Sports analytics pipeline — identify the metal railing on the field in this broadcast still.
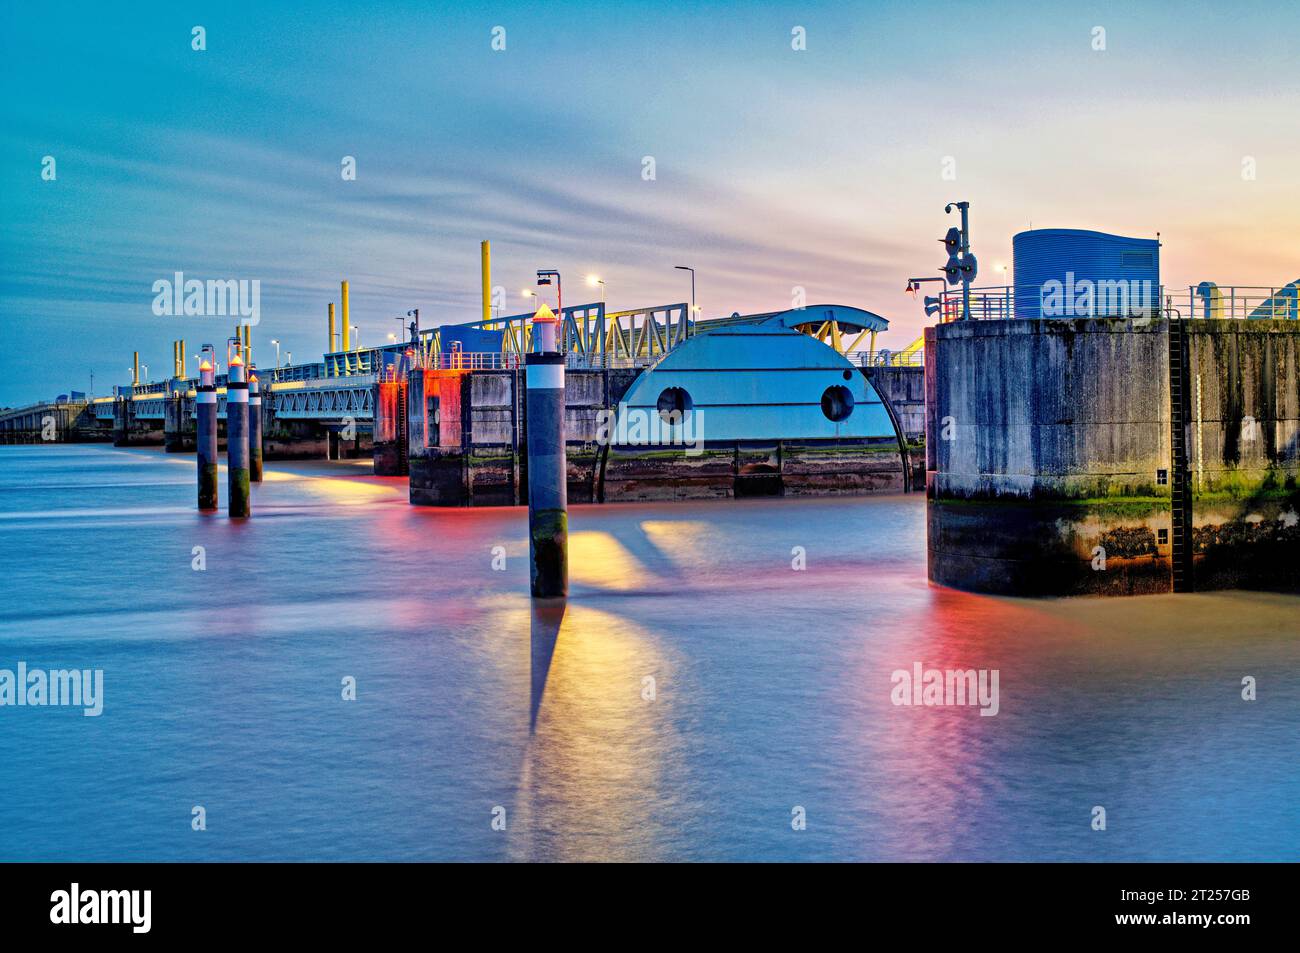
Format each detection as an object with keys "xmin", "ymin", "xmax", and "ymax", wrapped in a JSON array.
[
  {"xmin": 1177, "ymin": 284, "xmax": 1299, "ymax": 321},
  {"xmin": 424, "ymin": 351, "xmax": 521, "ymax": 371},
  {"xmin": 846, "ymin": 349, "xmax": 925, "ymax": 367},
  {"xmin": 932, "ymin": 282, "xmax": 1299, "ymax": 322}
]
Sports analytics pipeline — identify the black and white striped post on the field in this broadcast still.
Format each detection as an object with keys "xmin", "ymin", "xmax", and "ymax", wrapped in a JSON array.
[
  {"xmin": 226, "ymin": 349, "xmax": 251, "ymax": 518},
  {"xmin": 196, "ymin": 352, "xmax": 218, "ymax": 511},
  {"xmin": 248, "ymin": 369, "xmax": 264, "ymax": 483},
  {"xmin": 525, "ymin": 306, "xmax": 567, "ymax": 598}
]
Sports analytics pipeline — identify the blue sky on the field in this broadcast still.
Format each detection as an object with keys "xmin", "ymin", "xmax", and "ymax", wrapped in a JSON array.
[{"xmin": 1, "ymin": 0, "xmax": 1297, "ymax": 403}]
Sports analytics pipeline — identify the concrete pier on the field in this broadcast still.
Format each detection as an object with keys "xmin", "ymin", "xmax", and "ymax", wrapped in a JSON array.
[
  {"xmin": 196, "ymin": 359, "xmax": 218, "ymax": 511},
  {"xmin": 373, "ymin": 376, "xmax": 409, "ymax": 475},
  {"xmin": 525, "ymin": 351, "xmax": 568, "ymax": 598},
  {"xmin": 163, "ymin": 384, "xmax": 196, "ymax": 453},
  {"xmin": 112, "ymin": 391, "xmax": 162, "ymax": 447},
  {"xmin": 926, "ymin": 317, "xmax": 1300, "ymax": 596},
  {"xmin": 0, "ymin": 400, "xmax": 98, "ymax": 443},
  {"xmin": 226, "ymin": 353, "xmax": 251, "ymax": 517}
]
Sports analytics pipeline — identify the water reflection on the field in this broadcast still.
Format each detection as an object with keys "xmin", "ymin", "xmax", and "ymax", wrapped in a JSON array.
[
  {"xmin": 1, "ymin": 446, "xmax": 1296, "ymax": 862},
  {"xmin": 512, "ymin": 602, "xmax": 680, "ymax": 861}
]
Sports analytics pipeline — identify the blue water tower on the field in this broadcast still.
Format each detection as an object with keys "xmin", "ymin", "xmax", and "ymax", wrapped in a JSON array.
[{"xmin": 1013, "ymin": 229, "xmax": 1160, "ymax": 319}]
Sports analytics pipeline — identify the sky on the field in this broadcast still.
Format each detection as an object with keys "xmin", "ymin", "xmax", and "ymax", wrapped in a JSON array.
[{"xmin": 1, "ymin": 0, "xmax": 1297, "ymax": 404}]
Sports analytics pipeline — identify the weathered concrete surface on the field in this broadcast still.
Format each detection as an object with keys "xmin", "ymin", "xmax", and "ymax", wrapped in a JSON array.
[
  {"xmin": 112, "ymin": 396, "xmax": 164, "ymax": 447},
  {"xmin": 263, "ymin": 418, "xmax": 329, "ymax": 460},
  {"xmin": 163, "ymin": 396, "xmax": 196, "ymax": 452},
  {"xmin": 372, "ymin": 380, "xmax": 407, "ymax": 475},
  {"xmin": 927, "ymin": 318, "xmax": 1300, "ymax": 596},
  {"xmin": 1187, "ymin": 321, "xmax": 1300, "ymax": 591},
  {"xmin": 864, "ymin": 366, "xmax": 925, "ymax": 439},
  {"xmin": 406, "ymin": 363, "xmax": 913, "ymax": 506},
  {"xmin": 0, "ymin": 401, "xmax": 102, "ymax": 443},
  {"xmin": 408, "ymin": 367, "xmax": 641, "ymax": 506}
]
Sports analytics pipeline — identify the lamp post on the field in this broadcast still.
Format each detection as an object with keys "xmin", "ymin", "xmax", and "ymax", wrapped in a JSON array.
[
  {"xmin": 674, "ymin": 265, "xmax": 695, "ymax": 316},
  {"xmin": 586, "ymin": 274, "xmax": 606, "ymax": 306},
  {"xmin": 351, "ymin": 326, "xmax": 360, "ymax": 350},
  {"xmin": 271, "ymin": 339, "xmax": 281, "ymax": 369}
]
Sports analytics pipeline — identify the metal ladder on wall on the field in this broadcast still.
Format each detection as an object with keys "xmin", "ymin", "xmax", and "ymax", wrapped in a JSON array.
[
  {"xmin": 1168, "ymin": 317, "xmax": 1194, "ymax": 592},
  {"xmin": 396, "ymin": 380, "xmax": 409, "ymax": 475}
]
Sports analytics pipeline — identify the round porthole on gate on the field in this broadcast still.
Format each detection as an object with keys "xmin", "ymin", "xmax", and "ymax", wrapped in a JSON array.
[
  {"xmin": 821, "ymin": 384, "xmax": 854, "ymax": 422},
  {"xmin": 656, "ymin": 386, "xmax": 693, "ymax": 424}
]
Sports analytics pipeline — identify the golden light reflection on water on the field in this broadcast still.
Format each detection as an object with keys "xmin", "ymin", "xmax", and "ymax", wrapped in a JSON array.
[
  {"xmin": 507, "ymin": 601, "xmax": 680, "ymax": 862},
  {"xmin": 568, "ymin": 530, "xmax": 652, "ymax": 591},
  {"xmin": 261, "ymin": 469, "xmax": 399, "ymax": 505}
]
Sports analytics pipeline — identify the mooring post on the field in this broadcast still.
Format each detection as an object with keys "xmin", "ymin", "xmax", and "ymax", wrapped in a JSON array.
[
  {"xmin": 196, "ymin": 353, "xmax": 218, "ymax": 511},
  {"xmin": 226, "ymin": 350, "xmax": 251, "ymax": 518},
  {"xmin": 248, "ymin": 369, "xmax": 263, "ymax": 483},
  {"xmin": 525, "ymin": 306, "xmax": 567, "ymax": 598}
]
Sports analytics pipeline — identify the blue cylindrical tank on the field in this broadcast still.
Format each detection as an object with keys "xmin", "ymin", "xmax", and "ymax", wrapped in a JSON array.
[{"xmin": 1013, "ymin": 229, "xmax": 1160, "ymax": 319}]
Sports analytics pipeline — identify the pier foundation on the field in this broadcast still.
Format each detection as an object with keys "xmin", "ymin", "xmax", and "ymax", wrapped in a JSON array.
[{"xmin": 926, "ymin": 318, "xmax": 1300, "ymax": 596}]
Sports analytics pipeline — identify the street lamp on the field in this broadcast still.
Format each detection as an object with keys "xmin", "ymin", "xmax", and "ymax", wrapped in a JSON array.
[
  {"xmin": 674, "ymin": 265, "xmax": 696, "ymax": 325},
  {"xmin": 586, "ymin": 274, "xmax": 606, "ymax": 306},
  {"xmin": 351, "ymin": 326, "xmax": 360, "ymax": 350},
  {"xmin": 522, "ymin": 289, "xmax": 539, "ymax": 310},
  {"xmin": 271, "ymin": 339, "xmax": 281, "ymax": 369},
  {"xmin": 537, "ymin": 269, "xmax": 561, "ymax": 317}
]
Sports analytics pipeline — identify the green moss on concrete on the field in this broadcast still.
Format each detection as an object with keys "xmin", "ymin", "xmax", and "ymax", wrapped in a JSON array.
[
  {"xmin": 198, "ymin": 464, "xmax": 219, "ymax": 510},
  {"xmin": 228, "ymin": 469, "xmax": 251, "ymax": 517},
  {"xmin": 1198, "ymin": 468, "xmax": 1300, "ymax": 503},
  {"xmin": 936, "ymin": 495, "xmax": 1168, "ymax": 518},
  {"xmin": 530, "ymin": 508, "xmax": 568, "ymax": 597}
]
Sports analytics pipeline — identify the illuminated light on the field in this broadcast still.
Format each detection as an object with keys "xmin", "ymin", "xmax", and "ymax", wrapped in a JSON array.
[
  {"xmin": 199, "ymin": 360, "xmax": 213, "ymax": 371},
  {"xmin": 229, "ymin": 352, "xmax": 244, "ymax": 367},
  {"xmin": 568, "ymin": 531, "xmax": 649, "ymax": 591},
  {"xmin": 587, "ymin": 275, "xmax": 601, "ymax": 287},
  {"xmin": 249, "ymin": 372, "xmax": 259, "ymax": 383}
]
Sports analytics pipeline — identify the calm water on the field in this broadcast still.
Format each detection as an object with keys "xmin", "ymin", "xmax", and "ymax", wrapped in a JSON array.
[{"xmin": 0, "ymin": 444, "xmax": 1296, "ymax": 862}]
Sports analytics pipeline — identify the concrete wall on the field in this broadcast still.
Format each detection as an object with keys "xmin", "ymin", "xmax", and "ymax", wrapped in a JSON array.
[
  {"xmin": 864, "ymin": 366, "xmax": 925, "ymax": 439},
  {"xmin": 926, "ymin": 317, "xmax": 1299, "ymax": 596},
  {"xmin": 263, "ymin": 417, "xmax": 328, "ymax": 459},
  {"xmin": 407, "ymin": 367, "xmax": 642, "ymax": 506},
  {"xmin": 406, "ymin": 363, "xmax": 912, "ymax": 506},
  {"xmin": 113, "ymin": 397, "xmax": 164, "ymax": 447},
  {"xmin": 1188, "ymin": 321, "xmax": 1300, "ymax": 591},
  {"xmin": 164, "ymin": 396, "xmax": 196, "ymax": 452},
  {"xmin": 0, "ymin": 402, "xmax": 101, "ymax": 443}
]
